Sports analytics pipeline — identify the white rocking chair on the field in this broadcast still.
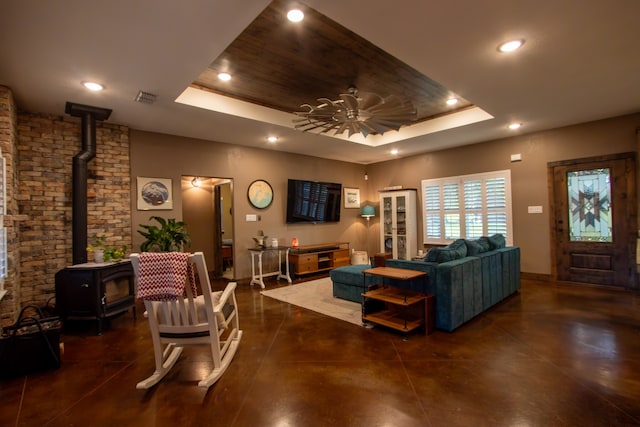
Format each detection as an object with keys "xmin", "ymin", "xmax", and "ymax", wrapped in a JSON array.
[{"xmin": 130, "ymin": 251, "xmax": 242, "ymax": 389}]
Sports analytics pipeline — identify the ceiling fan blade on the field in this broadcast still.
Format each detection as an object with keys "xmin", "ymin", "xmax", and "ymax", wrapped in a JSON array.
[
  {"xmin": 347, "ymin": 122, "xmax": 365, "ymax": 138},
  {"xmin": 357, "ymin": 92, "xmax": 384, "ymax": 111},
  {"xmin": 365, "ymin": 118, "xmax": 405, "ymax": 132},
  {"xmin": 339, "ymin": 94, "xmax": 359, "ymax": 113},
  {"xmin": 334, "ymin": 122, "xmax": 350, "ymax": 135},
  {"xmin": 296, "ymin": 121, "xmax": 334, "ymax": 132},
  {"xmin": 316, "ymin": 98, "xmax": 340, "ymax": 110},
  {"xmin": 321, "ymin": 122, "xmax": 342, "ymax": 134},
  {"xmin": 358, "ymin": 121, "xmax": 382, "ymax": 136}
]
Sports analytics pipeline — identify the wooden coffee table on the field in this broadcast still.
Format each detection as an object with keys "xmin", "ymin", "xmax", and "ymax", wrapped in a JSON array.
[{"xmin": 361, "ymin": 267, "xmax": 434, "ymax": 337}]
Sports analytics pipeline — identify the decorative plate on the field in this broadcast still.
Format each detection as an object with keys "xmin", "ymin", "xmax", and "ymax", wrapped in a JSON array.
[{"xmin": 247, "ymin": 179, "xmax": 273, "ymax": 209}]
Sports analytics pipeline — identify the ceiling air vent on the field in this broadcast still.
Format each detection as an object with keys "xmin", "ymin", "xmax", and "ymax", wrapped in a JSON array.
[{"xmin": 134, "ymin": 90, "xmax": 157, "ymax": 104}]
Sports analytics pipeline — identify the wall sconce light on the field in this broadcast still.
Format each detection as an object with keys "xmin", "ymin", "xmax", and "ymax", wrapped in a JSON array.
[{"xmin": 191, "ymin": 177, "xmax": 202, "ymax": 187}]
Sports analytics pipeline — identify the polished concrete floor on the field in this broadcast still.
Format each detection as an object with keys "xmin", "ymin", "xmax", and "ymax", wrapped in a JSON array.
[{"xmin": 1, "ymin": 277, "xmax": 640, "ymax": 426}]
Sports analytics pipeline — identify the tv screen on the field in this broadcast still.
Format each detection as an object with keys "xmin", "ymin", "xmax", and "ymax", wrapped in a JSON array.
[{"xmin": 286, "ymin": 179, "xmax": 342, "ymax": 223}]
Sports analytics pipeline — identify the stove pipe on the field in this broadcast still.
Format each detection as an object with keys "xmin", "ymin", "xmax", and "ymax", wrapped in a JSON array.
[{"xmin": 65, "ymin": 102, "xmax": 112, "ymax": 264}]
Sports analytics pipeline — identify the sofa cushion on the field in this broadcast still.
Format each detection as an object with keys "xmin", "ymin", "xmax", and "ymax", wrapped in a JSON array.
[
  {"xmin": 464, "ymin": 239, "xmax": 485, "ymax": 256},
  {"xmin": 477, "ymin": 237, "xmax": 491, "ymax": 252},
  {"xmin": 448, "ymin": 239, "xmax": 468, "ymax": 258},
  {"xmin": 425, "ymin": 239, "xmax": 467, "ymax": 263},
  {"xmin": 488, "ymin": 233, "xmax": 506, "ymax": 249},
  {"xmin": 424, "ymin": 247, "xmax": 443, "ymax": 262},
  {"xmin": 329, "ymin": 264, "xmax": 372, "ymax": 286},
  {"xmin": 425, "ymin": 247, "xmax": 456, "ymax": 263}
]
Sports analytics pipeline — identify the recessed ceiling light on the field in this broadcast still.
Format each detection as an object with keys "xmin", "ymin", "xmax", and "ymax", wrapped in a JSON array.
[
  {"xmin": 217, "ymin": 72, "xmax": 232, "ymax": 81},
  {"xmin": 498, "ymin": 39, "xmax": 525, "ymax": 53},
  {"xmin": 287, "ymin": 9, "xmax": 304, "ymax": 22},
  {"xmin": 508, "ymin": 122, "xmax": 522, "ymax": 130},
  {"xmin": 446, "ymin": 98, "xmax": 458, "ymax": 106},
  {"xmin": 82, "ymin": 81, "xmax": 104, "ymax": 91},
  {"xmin": 267, "ymin": 136, "xmax": 278, "ymax": 143},
  {"xmin": 390, "ymin": 148, "xmax": 399, "ymax": 155}
]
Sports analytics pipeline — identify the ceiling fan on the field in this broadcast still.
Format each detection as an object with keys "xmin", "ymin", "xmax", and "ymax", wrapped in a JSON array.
[{"xmin": 293, "ymin": 87, "xmax": 417, "ymax": 138}]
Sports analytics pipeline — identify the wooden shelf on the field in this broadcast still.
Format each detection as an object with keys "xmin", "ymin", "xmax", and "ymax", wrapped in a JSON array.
[
  {"xmin": 363, "ymin": 310, "xmax": 424, "ymax": 332},
  {"xmin": 362, "ymin": 286, "xmax": 425, "ymax": 305},
  {"xmin": 361, "ymin": 266, "xmax": 433, "ymax": 337},
  {"xmin": 289, "ymin": 242, "xmax": 350, "ymax": 276}
]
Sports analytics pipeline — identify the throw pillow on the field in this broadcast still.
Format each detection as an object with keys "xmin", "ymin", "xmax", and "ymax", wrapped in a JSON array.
[
  {"xmin": 488, "ymin": 233, "xmax": 506, "ymax": 249},
  {"xmin": 465, "ymin": 239, "xmax": 484, "ymax": 255},
  {"xmin": 448, "ymin": 239, "xmax": 468, "ymax": 259},
  {"xmin": 424, "ymin": 247, "xmax": 443, "ymax": 262},
  {"xmin": 425, "ymin": 240, "xmax": 469, "ymax": 263},
  {"xmin": 435, "ymin": 248, "xmax": 458, "ymax": 263},
  {"xmin": 477, "ymin": 237, "xmax": 491, "ymax": 252}
]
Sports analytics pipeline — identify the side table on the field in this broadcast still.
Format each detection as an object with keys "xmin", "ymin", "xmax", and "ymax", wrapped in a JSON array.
[
  {"xmin": 361, "ymin": 266, "xmax": 434, "ymax": 337},
  {"xmin": 249, "ymin": 246, "xmax": 292, "ymax": 288}
]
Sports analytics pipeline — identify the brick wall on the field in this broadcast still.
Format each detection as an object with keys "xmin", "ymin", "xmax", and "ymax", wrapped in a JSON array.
[
  {"xmin": 0, "ymin": 85, "xmax": 132, "ymax": 324},
  {"xmin": 0, "ymin": 86, "xmax": 20, "ymax": 324}
]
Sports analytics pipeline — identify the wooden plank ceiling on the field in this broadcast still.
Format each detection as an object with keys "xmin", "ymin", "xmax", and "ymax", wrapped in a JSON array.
[{"xmin": 192, "ymin": 0, "xmax": 472, "ymax": 124}]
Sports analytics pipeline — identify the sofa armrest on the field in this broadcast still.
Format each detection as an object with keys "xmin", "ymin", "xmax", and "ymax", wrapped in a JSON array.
[
  {"xmin": 385, "ymin": 259, "xmax": 436, "ymax": 274},
  {"xmin": 432, "ymin": 257, "xmax": 482, "ymax": 332}
]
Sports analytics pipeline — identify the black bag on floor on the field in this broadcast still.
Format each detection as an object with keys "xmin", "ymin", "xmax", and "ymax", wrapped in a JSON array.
[{"xmin": 0, "ymin": 305, "xmax": 61, "ymax": 379}]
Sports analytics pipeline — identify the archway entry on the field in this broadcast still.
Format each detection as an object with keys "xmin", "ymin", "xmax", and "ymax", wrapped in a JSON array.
[{"xmin": 182, "ymin": 176, "xmax": 234, "ymax": 279}]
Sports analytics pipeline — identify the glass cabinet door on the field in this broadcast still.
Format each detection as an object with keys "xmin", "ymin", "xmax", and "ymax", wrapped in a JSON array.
[
  {"xmin": 383, "ymin": 196, "xmax": 393, "ymax": 255},
  {"xmin": 396, "ymin": 196, "xmax": 407, "ymax": 258},
  {"xmin": 379, "ymin": 190, "xmax": 417, "ymax": 260}
]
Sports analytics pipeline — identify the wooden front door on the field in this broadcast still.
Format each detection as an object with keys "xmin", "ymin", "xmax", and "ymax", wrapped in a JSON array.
[{"xmin": 549, "ymin": 152, "xmax": 637, "ymax": 288}]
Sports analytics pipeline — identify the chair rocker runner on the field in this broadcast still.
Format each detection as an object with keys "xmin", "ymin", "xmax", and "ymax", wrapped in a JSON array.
[{"xmin": 130, "ymin": 251, "xmax": 242, "ymax": 389}]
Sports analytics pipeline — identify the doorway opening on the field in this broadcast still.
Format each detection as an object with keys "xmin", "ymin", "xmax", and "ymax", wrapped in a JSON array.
[{"xmin": 181, "ymin": 176, "xmax": 234, "ymax": 280}]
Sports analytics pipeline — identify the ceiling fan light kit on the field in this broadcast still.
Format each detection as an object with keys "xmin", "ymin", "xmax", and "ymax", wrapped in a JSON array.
[{"xmin": 293, "ymin": 87, "xmax": 417, "ymax": 138}]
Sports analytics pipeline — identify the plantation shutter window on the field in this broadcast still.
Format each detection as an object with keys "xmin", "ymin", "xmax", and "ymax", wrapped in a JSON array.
[{"xmin": 421, "ymin": 170, "xmax": 513, "ymax": 245}]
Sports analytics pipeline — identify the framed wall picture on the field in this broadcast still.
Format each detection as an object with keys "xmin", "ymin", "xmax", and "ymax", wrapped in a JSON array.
[
  {"xmin": 344, "ymin": 187, "xmax": 360, "ymax": 209},
  {"xmin": 137, "ymin": 177, "xmax": 174, "ymax": 210},
  {"xmin": 247, "ymin": 179, "xmax": 273, "ymax": 209}
]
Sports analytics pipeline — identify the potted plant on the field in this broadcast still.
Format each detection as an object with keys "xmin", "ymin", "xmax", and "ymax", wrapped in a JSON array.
[
  {"xmin": 138, "ymin": 216, "xmax": 191, "ymax": 252},
  {"xmin": 87, "ymin": 234, "xmax": 106, "ymax": 263},
  {"xmin": 103, "ymin": 245, "xmax": 128, "ymax": 262}
]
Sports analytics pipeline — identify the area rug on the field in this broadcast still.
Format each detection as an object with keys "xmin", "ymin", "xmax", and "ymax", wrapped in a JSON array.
[{"xmin": 261, "ymin": 277, "xmax": 362, "ymax": 326}]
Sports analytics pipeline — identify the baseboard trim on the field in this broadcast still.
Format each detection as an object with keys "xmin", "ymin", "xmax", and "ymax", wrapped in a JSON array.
[{"xmin": 520, "ymin": 272, "xmax": 551, "ymax": 281}]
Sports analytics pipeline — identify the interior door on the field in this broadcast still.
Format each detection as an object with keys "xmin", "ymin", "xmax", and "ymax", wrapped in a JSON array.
[{"xmin": 549, "ymin": 152, "xmax": 637, "ymax": 288}]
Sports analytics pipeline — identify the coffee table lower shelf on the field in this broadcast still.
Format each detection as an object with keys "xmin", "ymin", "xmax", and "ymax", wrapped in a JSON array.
[
  {"xmin": 362, "ymin": 310, "xmax": 424, "ymax": 332},
  {"xmin": 362, "ymin": 286, "xmax": 434, "ymax": 335}
]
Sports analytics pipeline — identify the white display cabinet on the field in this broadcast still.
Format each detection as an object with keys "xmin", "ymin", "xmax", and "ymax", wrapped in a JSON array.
[{"xmin": 379, "ymin": 189, "xmax": 417, "ymax": 260}]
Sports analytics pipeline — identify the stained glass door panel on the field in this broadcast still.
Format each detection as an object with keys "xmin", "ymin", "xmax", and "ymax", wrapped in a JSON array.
[{"xmin": 567, "ymin": 168, "xmax": 612, "ymax": 242}]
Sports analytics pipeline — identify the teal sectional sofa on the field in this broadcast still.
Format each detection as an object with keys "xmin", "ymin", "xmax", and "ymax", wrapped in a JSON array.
[{"xmin": 329, "ymin": 235, "xmax": 520, "ymax": 332}]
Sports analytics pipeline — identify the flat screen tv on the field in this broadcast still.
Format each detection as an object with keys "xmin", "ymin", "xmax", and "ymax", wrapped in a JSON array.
[{"xmin": 286, "ymin": 179, "xmax": 342, "ymax": 224}]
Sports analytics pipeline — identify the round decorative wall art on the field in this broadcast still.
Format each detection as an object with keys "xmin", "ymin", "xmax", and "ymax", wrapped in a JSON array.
[
  {"xmin": 247, "ymin": 179, "xmax": 273, "ymax": 209},
  {"xmin": 136, "ymin": 176, "xmax": 174, "ymax": 210},
  {"xmin": 142, "ymin": 181, "xmax": 169, "ymax": 206}
]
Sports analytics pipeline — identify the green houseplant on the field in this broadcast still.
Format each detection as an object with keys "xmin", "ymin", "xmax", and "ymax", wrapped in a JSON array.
[
  {"xmin": 103, "ymin": 245, "xmax": 127, "ymax": 261},
  {"xmin": 138, "ymin": 216, "xmax": 191, "ymax": 252},
  {"xmin": 87, "ymin": 235, "xmax": 128, "ymax": 262},
  {"xmin": 87, "ymin": 234, "xmax": 106, "ymax": 262}
]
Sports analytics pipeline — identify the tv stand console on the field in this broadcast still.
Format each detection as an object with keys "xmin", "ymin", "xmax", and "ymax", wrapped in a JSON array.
[{"xmin": 289, "ymin": 242, "xmax": 350, "ymax": 276}]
